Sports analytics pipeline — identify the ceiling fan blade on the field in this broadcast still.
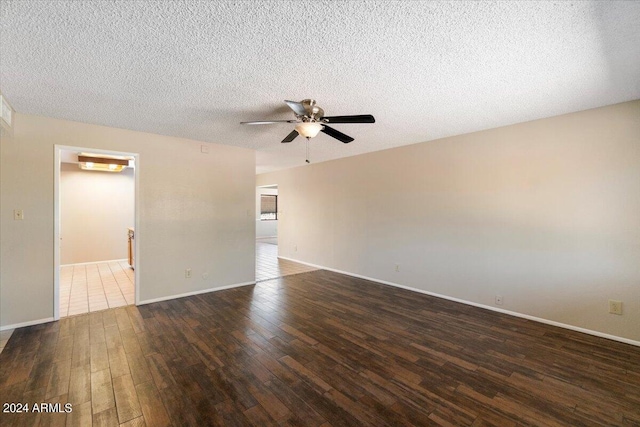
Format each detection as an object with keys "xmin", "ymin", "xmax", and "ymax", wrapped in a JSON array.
[
  {"xmin": 284, "ymin": 100, "xmax": 307, "ymax": 116},
  {"xmin": 281, "ymin": 130, "xmax": 299, "ymax": 143},
  {"xmin": 322, "ymin": 114, "xmax": 375, "ymax": 124},
  {"xmin": 321, "ymin": 125, "xmax": 354, "ymax": 143},
  {"xmin": 241, "ymin": 120, "xmax": 297, "ymax": 125}
]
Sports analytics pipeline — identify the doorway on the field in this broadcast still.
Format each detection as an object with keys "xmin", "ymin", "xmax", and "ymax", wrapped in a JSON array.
[
  {"xmin": 54, "ymin": 145, "xmax": 140, "ymax": 319},
  {"xmin": 257, "ymin": 184, "xmax": 278, "ymax": 244}
]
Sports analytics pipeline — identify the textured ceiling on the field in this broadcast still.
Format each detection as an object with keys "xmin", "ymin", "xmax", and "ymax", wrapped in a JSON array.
[{"xmin": 1, "ymin": 1, "xmax": 639, "ymax": 173}]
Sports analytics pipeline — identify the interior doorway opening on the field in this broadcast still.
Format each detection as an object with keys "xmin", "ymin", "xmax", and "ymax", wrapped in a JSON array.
[
  {"xmin": 54, "ymin": 146, "xmax": 140, "ymax": 319},
  {"xmin": 256, "ymin": 184, "xmax": 279, "ymax": 245},
  {"xmin": 255, "ymin": 185, "xmax": 318, "ymax": 282}
]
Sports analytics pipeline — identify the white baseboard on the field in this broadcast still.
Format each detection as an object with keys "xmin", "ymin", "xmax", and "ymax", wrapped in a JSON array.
[
  {"xmin": 138, "ymin": 280, "xmax": 256, "ymax": 305},
  {"xmin": 1, "ymin": 317, "xmax": 55, "ymax": 331},
  {"xmin": 61, "ymin": 259, "xmax": 128, "ymax": 267},
  {"xmin": 278, "ymin": 256, "xmax": 640, "ymax": 347}
]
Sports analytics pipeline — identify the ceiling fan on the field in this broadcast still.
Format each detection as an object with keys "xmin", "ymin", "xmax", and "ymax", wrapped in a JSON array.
[{"xmin": 241, "ymin": 99, "xmax": 375, "ymax": 144}]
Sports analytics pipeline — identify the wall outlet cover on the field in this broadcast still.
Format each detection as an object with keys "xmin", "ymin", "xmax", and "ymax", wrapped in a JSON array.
[{"xmin": 609, "ymin": 300, "xmax": 623, "ymax": 315}]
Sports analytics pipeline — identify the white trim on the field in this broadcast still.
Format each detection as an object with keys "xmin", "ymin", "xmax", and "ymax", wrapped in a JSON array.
[
  {"xmin": 61, "ymin": 259, "xmax": 128, "ymax": 267},
  {"xmin": 134, "ymin": 155, "xmax": 140, "ymax": 307},
  {"xmin": 54, "ymin": 148, "xmax": 61, "ymax": 320},
  {"xmin": 137, "ymin": 281, "xmax": 256, "ymax": 305},
  {"xmin": 278, "ymin": 256, "xmax": 640, "ymax": 347},
  {"xmin": 1, "ymin": 317, "xmax": 55, "ymax": 331}
]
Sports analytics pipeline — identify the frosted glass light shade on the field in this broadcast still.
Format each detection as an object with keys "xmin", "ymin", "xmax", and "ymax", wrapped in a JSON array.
[{"xmin": 295, "ymin": 122, "xmax": 323, "ymax": 138}]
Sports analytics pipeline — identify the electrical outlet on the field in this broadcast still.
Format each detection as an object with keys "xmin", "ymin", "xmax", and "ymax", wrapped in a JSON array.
[
  {"xmin": 202, "ymin": 272, "xmax": 209, "ymax": 280},
  {"xmin": 609, "ymin": 300, "xmax": 622, "ymax": 315},
  {"xmin": 395, "ymin": 264, "xmax": 400, "ymax": 272},
  {"xmin": 495, "ymin": 295, "xmax": 503, "ymax": 306},
  {"xmin": 294, "ymin": 245, "xmax": 298, "ymax": 252},
  {"xmin": 185, "ymin": 268, "xmax": 192, "ymax": 279},
  {"xmin": 14, "ymin": 209, "xmax": 24, "ymax": 220}
]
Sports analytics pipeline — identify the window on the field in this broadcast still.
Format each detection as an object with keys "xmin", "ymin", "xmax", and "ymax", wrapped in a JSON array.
[{"xmin": 260, "ymin": 195, "xmax": 277, "ymax": 220}]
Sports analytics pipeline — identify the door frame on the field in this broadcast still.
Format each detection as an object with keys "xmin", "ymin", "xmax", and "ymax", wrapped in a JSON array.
[{"xmin": 53, "ymin": 145, "xmax": 141, "ymax": 320}]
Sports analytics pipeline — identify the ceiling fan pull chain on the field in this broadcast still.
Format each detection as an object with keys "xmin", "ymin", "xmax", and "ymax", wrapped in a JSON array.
[{"xmin": 306, "ymin": 137, "xmax": 310, "ymax": 163}]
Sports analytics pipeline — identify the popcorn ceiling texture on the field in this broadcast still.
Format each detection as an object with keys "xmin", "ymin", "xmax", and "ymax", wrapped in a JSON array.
[{"xmin": 1, "ymin": 1, "xmax": 639, "ymax": 173}]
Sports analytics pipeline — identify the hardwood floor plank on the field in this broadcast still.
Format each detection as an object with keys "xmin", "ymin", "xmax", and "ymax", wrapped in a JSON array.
[
  {"xmin": 92, "ymin": 407, "xmax": 119, "ymax": 427},
  {"xmin": 65, "ymin": 400, "xmax": 92, "ymax": 427},
  {"xmin": 38, "ymin": 393, "xmax": 69, "ymax": 427},
  {"xmin": 125, "ymin": 306, "xmax": 146, "ymax": 334},
  {"xmin": 265, "ymin": 377, "xmax": 328, "ymax": 427},
  {"xmin": 112, "ymin": 374, "xmax": 142, "ymax": 424},
  {"xmin": 115, "ymin": 308, "xmax": 133, "ymax": 332},
  {"xmin": 213, "ymin": 399, "xmax": 253, "ymax": 427},
  {"xmin": 145, "ymin": 352, "xmax": 176, "ymax": 390},
  {"xmin": 68, "ymin": 364, "xmax": 91, "ymax": 404},
  {"xmin": 124, "ymin": 350, "xmax": 152, "ymax": 386},
  {"xmin": 45, "ymin": 358, "xmax": 72, "ymax": 400},
  {"xmin": 244, "ymin": 404, "xmax": 277, "ymax": 426},
  {"xmin": 91, "ymin": 369, "xmax": 115, "ymax": 415},
  {"xmin": 90, "ymin": 341, "xmax": 109, "ymax": 373},
  {"xmin": 119, "ymin": 416, "xmax": 146, "ymax": 427},
  {"xmin": 135, "ymin": 381, "xmax": 171, "ymax": 427},
  {"xmin": 108, "ymin": 345, "xmax": 131, "ymax": 379},
  {"xmin": 52, "ymin": 335, "xmax": 73, "ymax": 362},
  {"xmin": 246, "ymin": 380, "xmax": 291, "ymax": 422},
  {"xmin": 70, "ymin": 331, "xmax": 91, "ymax": 369},
  {"xmin": 1, "ymin": 269, "xmax": 639, "ymax": 426}
]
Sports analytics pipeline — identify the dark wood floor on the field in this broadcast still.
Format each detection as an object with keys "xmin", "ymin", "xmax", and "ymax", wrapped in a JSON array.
[{"xmin": 1, "ymin": 270, "xmax": 639, "ymax": 426}]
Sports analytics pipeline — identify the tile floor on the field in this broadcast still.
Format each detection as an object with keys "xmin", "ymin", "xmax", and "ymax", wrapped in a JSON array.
[
  {"xmin": 60, "ymin": 260, "xmax": 135, "ymax": 317},
  {"xmin": 256, "ymin": 240, "xmax": 318, "ymax": 282}
]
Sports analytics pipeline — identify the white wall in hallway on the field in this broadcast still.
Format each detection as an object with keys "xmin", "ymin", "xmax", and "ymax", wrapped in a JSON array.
[{"xmin": 60, "ymin": 162, "xmax": 134, "ymax": 264}]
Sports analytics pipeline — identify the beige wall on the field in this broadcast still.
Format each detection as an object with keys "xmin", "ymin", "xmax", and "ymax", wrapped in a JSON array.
[
  {"xmin": 1, "ymin": 113, "xmax": 255, "ymax": 328},
  {"xmin": 258, "ymin": 100, "xmax": 640, "ymax": 342},
  {"xmin": 60, "ymin": 163, "xmax": 135, "ymax": 264}
]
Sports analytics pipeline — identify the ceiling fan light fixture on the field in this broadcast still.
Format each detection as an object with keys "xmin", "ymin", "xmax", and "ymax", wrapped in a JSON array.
[{"xmin": 295, "ymin": 122, "xmax": 323, "ymax": 138}]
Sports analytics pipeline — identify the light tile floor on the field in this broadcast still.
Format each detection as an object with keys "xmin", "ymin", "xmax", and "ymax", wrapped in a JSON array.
[
  {"xmin": 60, "ymin": 260, "xmax": 135, "ymax": 317},
  {"xmin": 256, "ymin": 240, "xmax": 318, "ymax": 282}
]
